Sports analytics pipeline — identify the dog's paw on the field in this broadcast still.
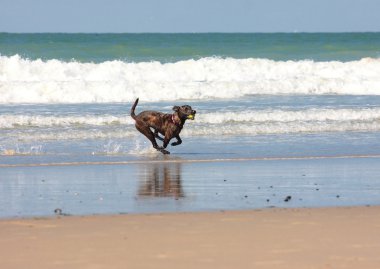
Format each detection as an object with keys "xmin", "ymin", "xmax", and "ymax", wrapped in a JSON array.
[
  {"xmin": 156, "ymin": 147, "xmax": 170, "ymax": 154},
  {"xmin": 161, "ymin": 149, "xmax": 170, "ymax": 155}
]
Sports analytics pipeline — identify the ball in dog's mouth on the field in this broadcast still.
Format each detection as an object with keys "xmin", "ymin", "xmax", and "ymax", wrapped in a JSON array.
[{"xmin": 187, "ymin": 114, "xmax": 195, "ymax": 120}]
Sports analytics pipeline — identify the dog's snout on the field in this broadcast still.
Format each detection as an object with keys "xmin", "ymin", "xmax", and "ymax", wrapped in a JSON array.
[{"xmin": 192, "ymin": 110, "xmax": 196, "ymax": 114}]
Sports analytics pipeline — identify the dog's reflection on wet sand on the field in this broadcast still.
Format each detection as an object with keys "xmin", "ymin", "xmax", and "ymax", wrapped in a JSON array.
[{"xmin": 138, "ymin": 161, "xmax": 184, "ymax": 199}]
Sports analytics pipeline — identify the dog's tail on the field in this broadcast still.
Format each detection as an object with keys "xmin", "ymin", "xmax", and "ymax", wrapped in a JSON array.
[{"xmin": 130, "ymin": 98, "xmax": 139, "ymax": 120}]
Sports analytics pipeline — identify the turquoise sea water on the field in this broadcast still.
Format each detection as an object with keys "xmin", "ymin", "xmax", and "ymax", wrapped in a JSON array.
[{"xmin": 1, "ymin": 32, "xmax": 380, "ymax": 62}]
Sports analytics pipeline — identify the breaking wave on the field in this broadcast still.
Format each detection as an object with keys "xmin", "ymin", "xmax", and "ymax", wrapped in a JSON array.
[
  {"xmin": 1, "ymin": 55, "xmax": 380, "ymax": 104},
  {"xmin": 1, "ymin": 108, "xmax": 380, "ymax": 139}
]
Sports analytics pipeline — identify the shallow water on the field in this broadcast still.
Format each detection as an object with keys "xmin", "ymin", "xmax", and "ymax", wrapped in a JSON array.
[
  {"xmin": 1, "ymin": 156, "xmax": 380, "ymax": 218},
  {"xmin": 1, "ymin": 95, "xmax": 380, "ymax": 158}
]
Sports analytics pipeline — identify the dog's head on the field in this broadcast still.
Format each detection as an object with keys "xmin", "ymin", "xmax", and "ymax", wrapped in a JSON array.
[{"xmin": 173, "ymin": 105, "xmax": 196, "ymax": 120}]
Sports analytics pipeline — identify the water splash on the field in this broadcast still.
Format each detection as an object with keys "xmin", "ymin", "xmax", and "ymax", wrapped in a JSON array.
[
  {"xmin": 0, "ymin": 144, "xmax": 43, "ymax": 155},
  {"xmin": 102, "ymin": 141, "xmax": 123, "ymax": 154},
  {"xmin": 127, "ymin": 138, "xmax": 159, "ymax": 156}
]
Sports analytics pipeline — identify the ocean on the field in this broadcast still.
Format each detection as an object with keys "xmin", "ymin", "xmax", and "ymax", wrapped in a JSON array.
[{"xmin": 1, "ymin": 33, "xmax": 380, "ymax": 217}]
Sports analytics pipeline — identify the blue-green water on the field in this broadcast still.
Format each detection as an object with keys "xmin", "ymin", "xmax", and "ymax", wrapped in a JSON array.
[{"xmin": 1, "ymin": 32, "xmax": 380, "ymax": 62}]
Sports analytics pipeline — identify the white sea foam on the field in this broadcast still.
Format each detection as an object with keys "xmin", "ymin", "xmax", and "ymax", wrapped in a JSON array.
[
  {"xmin": 1, "ymin": 108, "xmax": 380, "ymax": 141},
  {"xmin": 0, "ymin": 114, "xmax": 133, "ymax": 128},
  {"xmin": 198, "ymin": 108, "xmax": 380, "ymax": 124},
  {"xmin": 1, "ymin": 55, "xmax": 380, "ymax": 104},
  {"xmin": 186, "ymin": 108, "xmax": 380, "ymax": 136},
  {"xmin": 1, "ymin": 108, "xmax": 379, "ymax": 129},
  {"xmin": 5, "ymin": 119, "xmax": 380, "ymax": 142},
  {"xmin": 184, "ymin": 121, "xmax": 380, "ymax": 136}
]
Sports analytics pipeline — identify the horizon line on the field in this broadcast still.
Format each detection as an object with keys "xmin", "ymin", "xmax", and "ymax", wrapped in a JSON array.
[{"xmin": 1, "ymin": 31, "xmax": 380, "ymax": 35}]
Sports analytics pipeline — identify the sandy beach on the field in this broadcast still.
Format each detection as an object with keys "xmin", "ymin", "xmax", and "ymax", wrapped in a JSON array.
[{"xmin": 1, "ymin": 206, "xmax": 380, "ymax": 269}]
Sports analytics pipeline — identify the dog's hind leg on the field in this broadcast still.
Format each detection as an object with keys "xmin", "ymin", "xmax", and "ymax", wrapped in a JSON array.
[{"xmin": 135, "ymin": 122, "xmax": 170, "ymax": 154}]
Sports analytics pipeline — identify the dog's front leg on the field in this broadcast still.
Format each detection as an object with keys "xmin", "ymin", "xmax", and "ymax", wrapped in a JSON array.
[
  {"xmin": 163, "ymin": 136, "xmax": 171, "ymax": 149},
  {"xmin": 171, "ymin": 135, "xmax": 182, "ymax": 146},
  {"xmin": 154, "ymin": 130, "xmax": 164, "ymax": 141}
]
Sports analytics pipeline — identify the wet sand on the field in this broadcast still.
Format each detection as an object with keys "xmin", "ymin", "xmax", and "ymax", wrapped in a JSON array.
[
  {"xmin": 2, "ymin": 156, "xmax": 380, "ymax": 218},
  {"xmin": 1, "ymin": 206, "xmax": 380, "ymax": 269}
]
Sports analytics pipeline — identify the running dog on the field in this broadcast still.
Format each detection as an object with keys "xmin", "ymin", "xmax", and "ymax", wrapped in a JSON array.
[{"xmin": 130, "ymin": 98, "xmax": 196, "ymax": 154}]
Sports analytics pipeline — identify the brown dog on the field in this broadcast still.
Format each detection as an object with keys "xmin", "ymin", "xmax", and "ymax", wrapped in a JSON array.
[{"xmin": 130, "ymin": 98, "xmax": 196, "ymax": 154}]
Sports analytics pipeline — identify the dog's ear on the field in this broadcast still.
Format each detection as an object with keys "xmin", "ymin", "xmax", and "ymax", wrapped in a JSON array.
[{"xmin": 172, "ymin": 106, "xmax": 180, "ymax": 112}]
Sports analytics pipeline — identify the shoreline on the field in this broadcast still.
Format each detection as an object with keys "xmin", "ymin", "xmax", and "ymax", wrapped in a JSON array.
[
  {"xmin": 1, "ymin": 206, "xmax": 380, "ymax": 268},
  {"xmin": 1, "ymin": 153, "xmax": 380, "ymax": 167},
  {"xmin": 0, "ymin": 203, "xmax": 376, "ymax": 221},
  {"xmin": 0, "ymin": 202, "xmax": 378, "ymax": 220}
]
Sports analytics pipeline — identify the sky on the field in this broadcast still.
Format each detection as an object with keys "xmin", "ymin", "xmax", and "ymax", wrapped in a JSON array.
[{"xmin": 1, "ymin": 0, "xmax": 380, "ymax": 33}]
